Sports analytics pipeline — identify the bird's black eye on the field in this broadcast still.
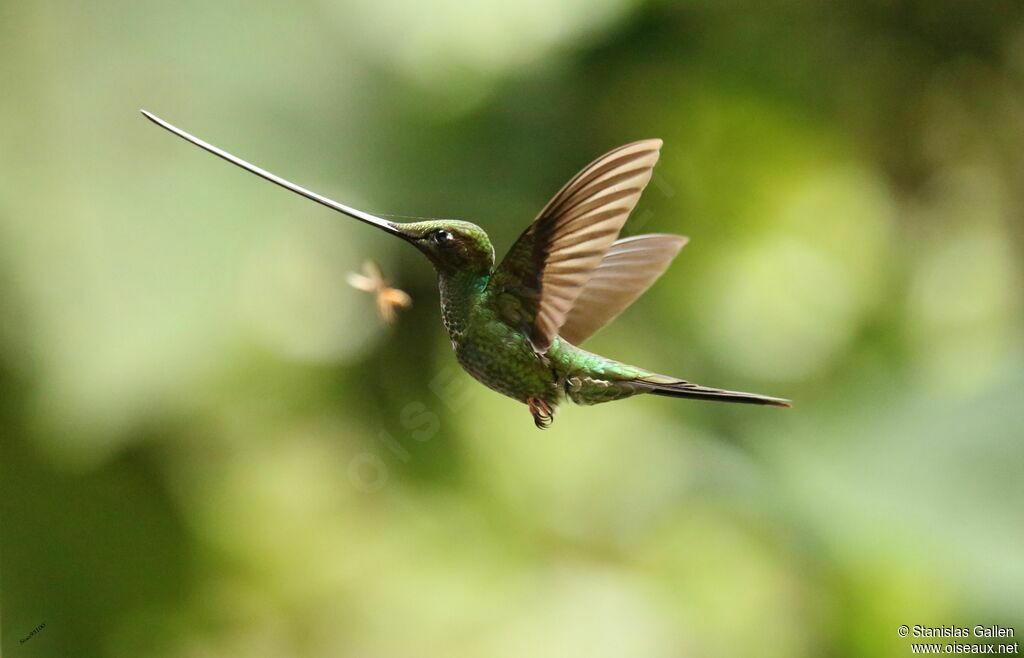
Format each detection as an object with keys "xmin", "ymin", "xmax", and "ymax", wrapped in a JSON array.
[{"xmin": 430, "ymin": 229, "xmax": 454, "ymax": 246}]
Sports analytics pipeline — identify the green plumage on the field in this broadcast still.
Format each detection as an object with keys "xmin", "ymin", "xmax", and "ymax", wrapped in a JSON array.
[{"xmin": 439, "ymin": 264, "xmax": 650, "ymax": 408}]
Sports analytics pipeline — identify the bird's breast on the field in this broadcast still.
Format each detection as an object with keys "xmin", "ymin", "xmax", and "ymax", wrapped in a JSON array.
[{"xmin": 447, "ymin": 314, "xmax": 560, "ymax": 404}]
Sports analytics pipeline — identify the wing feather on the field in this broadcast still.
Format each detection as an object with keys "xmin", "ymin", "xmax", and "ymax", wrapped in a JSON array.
[
  {"xmin": 557, "ymin": 234, "xmax": 687, "ymax": 345},
  {"xmin": 487, "ymin": 139, "xmax": 663, "ymax": 352}
]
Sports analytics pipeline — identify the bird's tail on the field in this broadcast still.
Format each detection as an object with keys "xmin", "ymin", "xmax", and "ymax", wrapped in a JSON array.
[{"xmin": 636, "ymin": 374, "xmax": 791, "ymax": 407}]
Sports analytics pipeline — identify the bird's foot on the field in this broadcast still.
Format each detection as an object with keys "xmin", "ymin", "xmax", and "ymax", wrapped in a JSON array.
[{"xmin": 527, "ymin": 397, "xmax": 553, "ymax": 429}]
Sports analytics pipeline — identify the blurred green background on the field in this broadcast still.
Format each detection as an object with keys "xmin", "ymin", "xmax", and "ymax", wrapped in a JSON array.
[{"xmin": 2, "ymin": 0, "xmax": 1023, "ymax": 656}]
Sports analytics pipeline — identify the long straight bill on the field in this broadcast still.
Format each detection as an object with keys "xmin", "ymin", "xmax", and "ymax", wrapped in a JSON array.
[{"xmin": 140, "ymin": 110, "xmax": 402, "ymax": 235}]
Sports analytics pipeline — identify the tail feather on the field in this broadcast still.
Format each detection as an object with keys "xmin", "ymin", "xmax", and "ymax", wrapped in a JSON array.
[{"xmin": 638, "ymin": 375, "xmax": 791, "ymax": 408}]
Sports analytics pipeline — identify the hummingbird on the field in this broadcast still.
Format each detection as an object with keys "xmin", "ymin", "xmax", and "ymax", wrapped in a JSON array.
[{"xmin": 141, "ymin": 111, "xmax": 790, "ymax": 428}]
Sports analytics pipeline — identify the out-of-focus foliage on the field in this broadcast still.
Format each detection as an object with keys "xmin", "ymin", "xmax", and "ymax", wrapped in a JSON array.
[{"xmin": 2, "ymin": 1, "xmax": 1023, "ymax": 656}]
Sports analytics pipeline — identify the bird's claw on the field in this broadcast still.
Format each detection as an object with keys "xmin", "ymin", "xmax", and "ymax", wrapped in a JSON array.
[{"xmin": 527, "ymin": 397, "xmax": 553, "ymax": 429}]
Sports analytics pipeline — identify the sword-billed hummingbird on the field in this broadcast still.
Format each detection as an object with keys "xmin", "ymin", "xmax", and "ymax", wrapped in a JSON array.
[{"xmin": 141, "ymin": 111, "xmax": 790, "ymax": 428}]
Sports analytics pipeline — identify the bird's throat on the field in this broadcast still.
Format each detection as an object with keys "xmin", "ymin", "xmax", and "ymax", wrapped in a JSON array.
[{"xmin": 437, "ymin": 269, "xmax": 489, "ymax": 342}]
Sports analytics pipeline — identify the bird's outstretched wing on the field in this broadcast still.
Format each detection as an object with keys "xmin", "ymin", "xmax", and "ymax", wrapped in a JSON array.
[
  {"xmin": 487, "ymin": 139, "xmax": 663, "ymax": 352},
  {"xmin": 557, "ymin": 234, "xmax": 686, "ymax": 345}
]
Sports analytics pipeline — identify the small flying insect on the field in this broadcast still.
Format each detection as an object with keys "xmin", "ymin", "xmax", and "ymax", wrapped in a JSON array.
[{"xmin": 347, "ymin": 260, "xmax": 412, "ymax": 325}]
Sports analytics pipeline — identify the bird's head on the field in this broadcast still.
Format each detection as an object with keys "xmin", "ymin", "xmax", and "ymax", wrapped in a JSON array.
[{"xmin": 389, "ymin": 220, "xmax": 494, "ymax": 276}]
